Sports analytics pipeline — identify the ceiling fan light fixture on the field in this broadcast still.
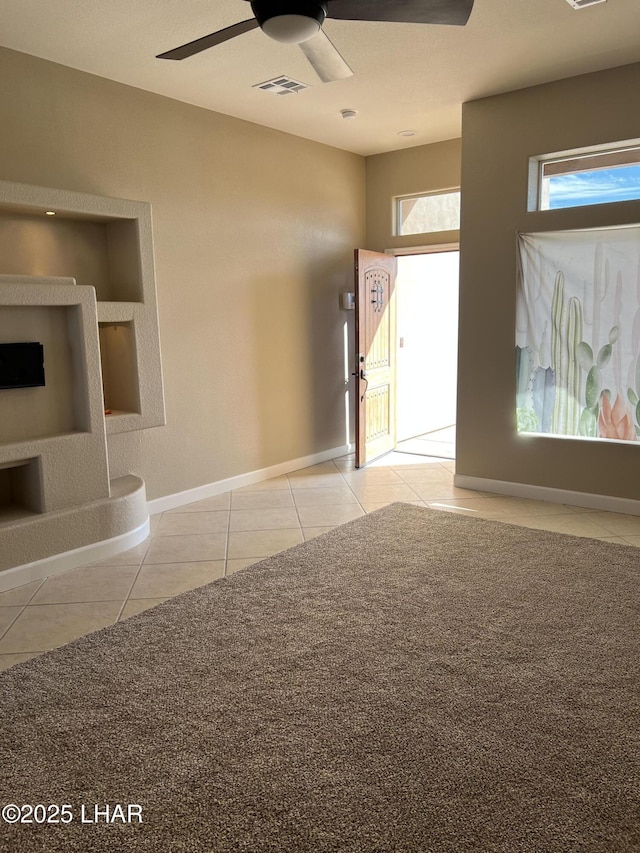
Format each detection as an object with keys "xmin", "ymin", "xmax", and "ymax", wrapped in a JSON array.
[
  {"xmin": 261, "ymin": 14, "xmax": 321, "ymax": 43},
  {"xmin": 159, "ymin": 0, "xmax": 475, "ymax": 81},
  {"xmin": 251, "ymin": 0, "xmax": 327, "ymax": 43}
]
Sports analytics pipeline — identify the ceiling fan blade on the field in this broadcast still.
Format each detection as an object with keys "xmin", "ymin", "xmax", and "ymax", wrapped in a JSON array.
[
  {"xmin": 326, "ymin": 0, "xmax": 474, "ymax": 26},
  {"xmin": 157, "ymin": 18, "xmax": 260, "ymax": 60},
  {"xmin": 299, "ymin": 30, "xmax": 353, "ymax": 83}
]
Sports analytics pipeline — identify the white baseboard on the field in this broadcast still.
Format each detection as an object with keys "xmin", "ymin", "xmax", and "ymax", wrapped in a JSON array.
[
  {"xmin": 454, "ymin": 474, "xmax": 640, "ymax": 516},
  {"xmin": 0, "ymin": 445, "xmax": 353, "ymax": 593},
  {"xmin": 147, "ymin": 443, "xmax": 353, "ymax": 514},
  {"xmin": 0, "ymin": 519, "xmax": 150, "ymax": 594}
]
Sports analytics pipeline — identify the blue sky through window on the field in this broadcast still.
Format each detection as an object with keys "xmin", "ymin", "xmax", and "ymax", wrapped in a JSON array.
[{"xmin": 546, "ymin": 164, "xmax": 640, "ymax": 209}]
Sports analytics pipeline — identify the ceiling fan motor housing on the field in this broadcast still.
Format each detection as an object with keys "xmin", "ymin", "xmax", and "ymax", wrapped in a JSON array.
[{"xmin": 250, "ymin": 0, "xmax": 328, "ymax": 42}]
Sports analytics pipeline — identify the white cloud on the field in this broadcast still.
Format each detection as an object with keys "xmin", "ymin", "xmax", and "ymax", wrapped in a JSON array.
[{"xmin": 548, "ymin": 166, "xmax": 640, "ymax": 206}]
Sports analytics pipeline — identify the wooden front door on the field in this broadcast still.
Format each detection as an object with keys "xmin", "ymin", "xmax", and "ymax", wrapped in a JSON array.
[{"xmin": 354, "ymin": 249, "xmax": 398, "ymax": 468}]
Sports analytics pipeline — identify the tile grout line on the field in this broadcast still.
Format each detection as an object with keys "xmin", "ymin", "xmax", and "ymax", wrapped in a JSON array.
[
  {"xmin": 334, "ymin": 460, "xmax": 370, "ymax": 518},
  {"xmin": 0, "ymin": 603, "xmax": 30, "ymax": 645},
  {"xmin": 115, "ymin": 511, "xmax": 161, "ymax": 623},
  {"xmin": 346, "ymin": 476, "xmax": 368, "ymax": 517},
  {"xmin": 224, "ymin": 489, "xmax": 234, "ymax": 576},
  {"xmin": 0, "ymin": 575, "xmax": 65, "ymax": 648},
  {"xmin": 289, "ymin": 470, "xmax": 306, "ymax": 541}
]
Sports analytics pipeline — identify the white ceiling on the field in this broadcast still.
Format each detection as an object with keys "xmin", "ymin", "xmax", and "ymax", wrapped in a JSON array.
[{"xmin": 1, "ymin": 0, "xmax": 639, "ymax": 156}]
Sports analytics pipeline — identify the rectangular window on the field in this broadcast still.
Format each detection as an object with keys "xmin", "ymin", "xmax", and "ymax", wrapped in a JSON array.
[
  {"xmin": 531, "ymin": 142, "xmax": 640, "ymax": 211},
  {"xmin": 395, "ymin": 190, "xmax": 460, "ymax": 236}
]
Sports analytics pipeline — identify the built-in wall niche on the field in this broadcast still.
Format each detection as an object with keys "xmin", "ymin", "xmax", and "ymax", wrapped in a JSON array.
[
  {"xmin": 0, "ymin": 458, "xmax": 43, "ymax": 521},
  {"xmin": 99, "ymin": 321, "xmax": 140, "ymax": 416},
  {"xmin": 0, "ymin": 180, "xmax": 165, "ymax": 437},
  {"xmin": 0, "ymin": 305, "xmax": 91, "ymax": 444},
  {"xmin": 0, "ymin": 210, "xmax": 142, "ymax": 303}
]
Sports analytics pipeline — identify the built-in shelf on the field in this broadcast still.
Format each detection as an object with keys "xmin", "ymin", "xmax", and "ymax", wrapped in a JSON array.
[
  {"xmin": 0, "ymin": 180, "xmax": 165, "ymax": 576},
  {"xmin": 0, "ymin": 458, "xmax": 43, "ymax": 523},
  {"xmin": 104, "ymin": 410, "xmax": 134, "ymax": 418},
  {"xmin": 0, "ymin": 210, "xmax": 144, "ymax": 303},
  {"xmin": 0, "ymin": 180, "xmax": 165, "ymax": 438},
  {"xmin": 99, "ymin": 321, "xmax": 140, "ymax": 416}
]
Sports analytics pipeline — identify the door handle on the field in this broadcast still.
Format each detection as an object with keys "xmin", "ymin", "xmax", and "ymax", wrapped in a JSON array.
[
  {"xmin": 350, "ymin": 368, "xmax": 368, "ymax": 400},
  {"xmin": 359, "ymin": 368, "xmax": 368, "ymax": 401}
]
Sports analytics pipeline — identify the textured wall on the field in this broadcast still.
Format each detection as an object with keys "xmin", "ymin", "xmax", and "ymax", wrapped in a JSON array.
[
  {"xmin": 0, "ymin": 475, "xmax": 148, "ymax": 576},
  {"xmin": 458, "ymin": 62, "xmax": 640, "ymax": 499},
  {"xmin": 0, "ymin": 47, "xmax": 366, "ymax": 501}
]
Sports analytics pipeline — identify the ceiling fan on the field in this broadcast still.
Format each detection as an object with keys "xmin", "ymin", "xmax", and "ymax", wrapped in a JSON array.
[{"xmin": 157, "ymin": 0, "xmax": 475, "ymax": 83}]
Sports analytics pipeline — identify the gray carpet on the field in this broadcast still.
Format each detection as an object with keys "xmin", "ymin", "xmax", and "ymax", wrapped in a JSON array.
[{"xmin": 1, "ymin": 502, "xmax": 639, "ymax": 853}]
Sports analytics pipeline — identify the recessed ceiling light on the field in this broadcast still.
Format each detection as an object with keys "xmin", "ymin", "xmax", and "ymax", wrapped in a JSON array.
[
  {"xmin": 45, "ymin": 210, "xmax": 56, "ymax": 216},
  {"xmin": 340, "ymin": 109, "xmax": 358, "ymax": 120},
  {"xmin": 398, "ymin": 130, "xmax": 416, "ymax": 137}
]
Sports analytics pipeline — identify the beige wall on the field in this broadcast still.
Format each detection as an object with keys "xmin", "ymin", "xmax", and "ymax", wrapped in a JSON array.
[
  {"xmin": 0, "ymin": 47, "xmax": 365, "ymax": 500},
  {"xmin": 10, "ymin": 45, "xmax": 637, "ymax": 513},
  {"xmin": 458, "ymin": 62, "xmax": 640, "ymax": 499},
  {"xmin": 365, "ymin": 139, "xmax": 461, "ymax": 251}
]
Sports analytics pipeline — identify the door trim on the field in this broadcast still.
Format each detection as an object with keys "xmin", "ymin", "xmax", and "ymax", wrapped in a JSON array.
[{"xmin": 385, "ymin": 242, "xmax": 459, "ymax": 257}]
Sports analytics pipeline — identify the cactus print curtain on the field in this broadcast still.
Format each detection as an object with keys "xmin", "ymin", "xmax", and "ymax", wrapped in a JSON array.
[{"xmin": 516, "ymin": 227, "xmax": 640, "ymax": 442}]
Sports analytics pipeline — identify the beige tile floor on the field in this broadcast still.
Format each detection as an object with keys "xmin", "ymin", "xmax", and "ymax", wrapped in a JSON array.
[{"xmin": 1, "ymin": 450, "xmax": 639, "ymax": 672}]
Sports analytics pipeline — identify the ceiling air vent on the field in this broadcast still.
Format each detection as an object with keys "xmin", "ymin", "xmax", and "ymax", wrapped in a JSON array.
[
  {"xmin": 253, "ymin": 76, "xmax": 311, "ymax": 95},
  {"xmin": 565, "ymin": 0, "xmax": 606, "ymax": 8}
]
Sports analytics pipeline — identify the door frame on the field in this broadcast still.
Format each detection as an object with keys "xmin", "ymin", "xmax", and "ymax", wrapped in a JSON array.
[
  {"xmin": 385, "ymin": 241, "xmax": 460, "ymax": 452},
  {"xmin": 384, "ymin": 242, "xmax": 459, "ymax": 258}
]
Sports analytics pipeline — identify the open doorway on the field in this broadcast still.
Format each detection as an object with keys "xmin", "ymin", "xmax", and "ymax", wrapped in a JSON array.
[{"xmin": 394, "ymin": 248, "xmax": 459, "ymax": 459}]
